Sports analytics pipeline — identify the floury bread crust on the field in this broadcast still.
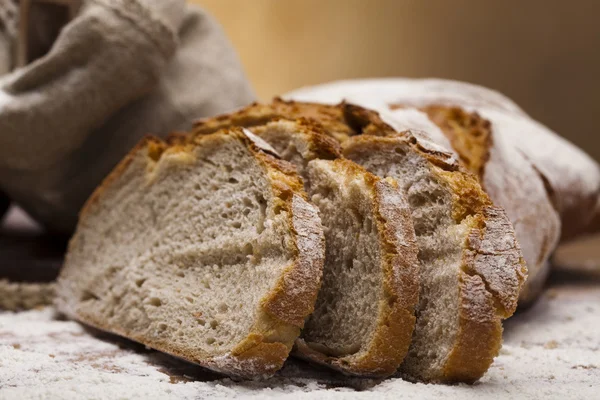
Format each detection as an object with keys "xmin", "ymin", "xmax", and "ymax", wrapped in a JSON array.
[
  {"xmin": 196, "ymin": 118, "xmax": 420, "ymax": 377},
  {"xmin": 56, "ymin": 129, "xmax": 325, "ymax": 379},
  {"xmin": 194, "ymin": 98, "xmax": 359, "ymax": 143},
  {"xmin": 298, "ymin": 158, "xmax": 419, "ymax": 377},
  {"xmin": 286, "ymin": 78, "xmax": 600, "ymax": 241}
]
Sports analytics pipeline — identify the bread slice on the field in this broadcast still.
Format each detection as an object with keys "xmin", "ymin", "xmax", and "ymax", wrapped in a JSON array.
[
  {"xmin": 197, "ymin": 118, "xmax": 420, "ymax": 377},
  {"xmin": 195, "ymin": 101, "xmax": 526, "ymax": 382},
  {"xmin": 297, "ymin": 158, "xmax": 419, "ymax": 377},
  {"xmin": 55, "ymin": 128, "xmax": 325, "ymax": 379},
  {"xmin": 343, "ymin": 132, "xmax": 526, "ymax": 383}
]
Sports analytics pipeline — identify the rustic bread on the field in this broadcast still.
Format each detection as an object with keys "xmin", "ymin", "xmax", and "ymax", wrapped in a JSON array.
[
  {"xmin": 194, "ymin": 98, "xmax": 357, "ymax": 143},
  {"xmin": 55, "ymin": 128, "xmax": 325, "ymax": 379},
  {"xmin": 195, "ymin": 103, "xmax": 525, "ymax": 382},
  {"xmin": 353, "ymin": 103, "xmax": 557, "ymax": 304},
  {"xmin": 286, "ymin": 78, "xmax": 600, "ymax": 241},
  {"xmin": 196, "ymin": 118, "xmax": 420, "ymax": 377}
]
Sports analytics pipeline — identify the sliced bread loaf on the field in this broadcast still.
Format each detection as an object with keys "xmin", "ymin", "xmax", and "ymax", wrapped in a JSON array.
[
  {"xmin": 196, "ymin": 101, "xmax": 526, "ymax": 382},
  {"xmin": 55, "ymin": 128, "xmax": 325, "ymax": 378},
  {"xmin": 197, "ymin": 118, "xmax": 420, "ymax": 377},
  {"xmin": 285, "ymin": 82, "xmax": 560, "ymax": 304}
]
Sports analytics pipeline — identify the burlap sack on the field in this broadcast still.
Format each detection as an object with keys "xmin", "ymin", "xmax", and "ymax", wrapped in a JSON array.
[{"xmin": 0, "ymin": 0, "xmax": 255, "ymax": 233}]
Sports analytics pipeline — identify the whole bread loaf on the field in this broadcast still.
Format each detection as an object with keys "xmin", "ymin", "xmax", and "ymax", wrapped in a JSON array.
[
  {"xmin": 286, "ymin": 78, "xmax": 600, "ymax": 241},
  {"xmin": 56, "ymin": 128, "xmax": 325, "ymax": 378}
]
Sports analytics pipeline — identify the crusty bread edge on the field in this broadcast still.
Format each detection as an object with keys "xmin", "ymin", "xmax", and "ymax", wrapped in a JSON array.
[
  {"xmin": 58, "ymin": 129, "xmax": 326, "ymax": 379},
  {"xmin": 406, "ymin": 135, "xmax": 525, "ymax": 382},
  {"xmin": 193, "ymin": 97, "xmax": 356, "ymax": 143},
  {"xmin": 417, "ymin": 105, "xmax": 558, "ymax": 306}
]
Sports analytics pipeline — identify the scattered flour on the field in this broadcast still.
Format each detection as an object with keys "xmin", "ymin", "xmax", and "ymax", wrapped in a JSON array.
[{"xmin": 1, "ymin": 284, "xmax": 598, "ymax": 399}]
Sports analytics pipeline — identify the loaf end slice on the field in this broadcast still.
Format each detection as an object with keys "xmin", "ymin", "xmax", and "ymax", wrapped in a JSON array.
[{"xmin": 55, "ymin": 129, "xmax": 325, "ymax": 378}]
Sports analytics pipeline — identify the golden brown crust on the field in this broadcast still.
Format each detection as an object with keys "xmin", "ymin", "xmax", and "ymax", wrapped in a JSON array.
[
  {"xmin": 347, "ymin": 178, "xmax": 418, "ymax": 376},
  {"xmin": 294, "ymin": 159, "xmax": 419, "ymax": 377},
  {"xmin": 164, "ymin": 131, "xmax": 190, "ymax": 146},
  {"xmin": 192, "ymin": 98, "xmax": 344, "ymax": 134},
  {"xmin": 295, "ymin": 119, "xmax": 343, "ymax": 159},
  {"xmin": 410, "ymin": 105, "xmax": 554, "ymax": 306},
  {"xmin": 259, "ymin": 195, "xmax": 325, "ymax": 327},
  {"xmin": 63, "ymin": 127, "xmax": 325, "ymax": 379},
  {"xmin": 340, "ymin": 102, "xmax": 397, "ymax": 138},
  {"xmin": 441, "ymin": 271, "xmax": 503, "ymax": 383},
  {"xmin": 436, "ymin": 168, "xmax": 491, "ymax": 222},
  {"xmin": 251, "ymin": 118, "xmax": 343, "ymax": 161},
  {"xmin": 462, "ymin": 207, "xmax": 527, "ymax": 316},
  {"xmin": 193, "ymin": 98, "xmax": 389, "ymax": 143},
  {"xmin": 73, "ymin": 308, "xmax": 298, "ymax": 379},
  {"xmin": 438, "ymin": 206, "xmax": 525, "ymax": 383}
]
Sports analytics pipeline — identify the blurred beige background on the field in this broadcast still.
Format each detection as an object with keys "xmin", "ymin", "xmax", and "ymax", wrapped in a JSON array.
[{"xmin": 193, "ymin": 0, "xmax": 600, "ymax": 161}]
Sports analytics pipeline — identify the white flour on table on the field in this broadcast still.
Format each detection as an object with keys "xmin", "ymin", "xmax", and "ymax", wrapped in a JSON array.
[{"xmin": 1, "ymin": 284, "xmax": 598, "ymax": 400}]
